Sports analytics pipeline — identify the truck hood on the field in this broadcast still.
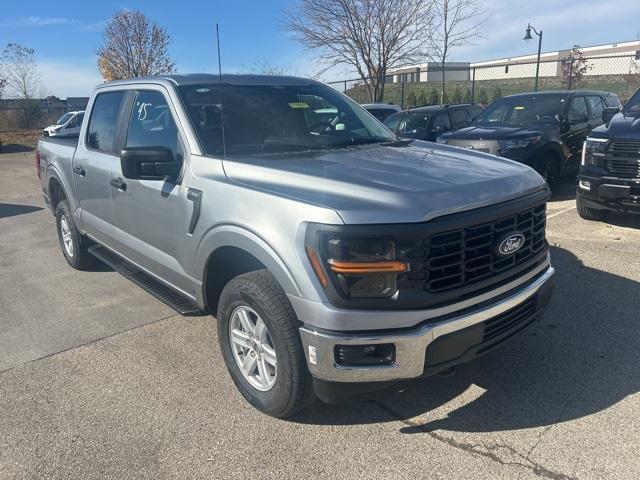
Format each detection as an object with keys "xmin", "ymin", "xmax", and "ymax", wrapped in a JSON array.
[
  {"xmin": 441, "ymin": 124, "xmax": 552, "ymax": 140},
  {"xmin": 590, "ymin": 112, "xmax": 640, "ymax": 140},
  {"xmin": 222, "ymin": 141, "xmax": 546, "ymax": 224}
]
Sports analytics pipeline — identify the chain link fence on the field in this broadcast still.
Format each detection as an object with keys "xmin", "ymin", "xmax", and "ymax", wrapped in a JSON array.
[{"xmin": 328, "ymin": 54, "xmax": 640, "ymax": 109}]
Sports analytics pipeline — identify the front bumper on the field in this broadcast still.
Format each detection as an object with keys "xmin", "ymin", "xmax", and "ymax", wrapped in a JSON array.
[
  {"xmin": 577, "ymin": 173, "xmax": 640, "ymax": 213},
  {"xmin": 299, "ymin": 265, "xmax": 554, "ymax": 383}
]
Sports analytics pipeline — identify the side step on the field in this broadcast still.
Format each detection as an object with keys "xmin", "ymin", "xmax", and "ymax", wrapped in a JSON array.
[{"xmin": 88, "ymin": 245, "xmax": 206, "ymax": 316}]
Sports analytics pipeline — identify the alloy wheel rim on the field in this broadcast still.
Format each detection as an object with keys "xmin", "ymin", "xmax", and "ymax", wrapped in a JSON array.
[
  {"xmin": 229, "ymin": 305, "xmax": 277, "ymax": 391},
  {"xmin": 60, "ymin": 216, "xmax": 74, "ymax": 258}
]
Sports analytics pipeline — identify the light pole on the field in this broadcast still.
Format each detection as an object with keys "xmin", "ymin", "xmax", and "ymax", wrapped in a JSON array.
[{"xmin": 523, "ymin": 23, "xmax": 543, "ymax": 92}]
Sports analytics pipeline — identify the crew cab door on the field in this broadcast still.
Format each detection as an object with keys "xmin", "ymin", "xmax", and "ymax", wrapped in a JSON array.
[
  {"xmin": 72, "ymin": 91, "xmax": 126, "ymax": 245},
  {"xmin": 109, "ymin": 88, "xmax": 193, "ymax": 295}
]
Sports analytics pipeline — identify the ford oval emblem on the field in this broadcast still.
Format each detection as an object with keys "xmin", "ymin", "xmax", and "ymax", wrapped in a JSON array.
[{"xmin": 497, "ymin": 233, "xmax": 526, "ymax": 256}]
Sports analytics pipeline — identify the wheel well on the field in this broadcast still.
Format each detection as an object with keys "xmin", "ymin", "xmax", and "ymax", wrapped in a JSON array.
[
  {"xmin": 48, "ymin": 177, "xmax": 66, "ymax": 211},
  {"xmin": 203, "ymin": 246, "xmax": 267, "ymax": 315}
]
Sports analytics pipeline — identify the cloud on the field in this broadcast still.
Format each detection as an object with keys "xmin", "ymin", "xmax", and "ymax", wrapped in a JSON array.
[
  {"xmin": 38, "ymin": 60, "xmax": 104, "ymax": 98},
  {"xmin": 0, "ymin": 16, "xmax": 78, "ymax": 28}
]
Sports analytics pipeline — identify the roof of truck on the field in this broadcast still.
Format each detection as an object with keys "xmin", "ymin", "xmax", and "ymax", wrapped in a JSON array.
[{"xmin": 100, "ymin": 74, "xmax": 322, "ymax": 88}]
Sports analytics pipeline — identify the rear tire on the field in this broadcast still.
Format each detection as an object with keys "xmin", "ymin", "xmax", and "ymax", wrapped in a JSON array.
[
  {"xmin": 55, "ymin": 200, "xmax": 95, "ymax": 270},
  {"xmin": 217, "ymin": 269, "xmax": 315, "ymax": 418},
  {"xmin": 577, "ymin": 196, "xmax": 608, "ymax": 221}
]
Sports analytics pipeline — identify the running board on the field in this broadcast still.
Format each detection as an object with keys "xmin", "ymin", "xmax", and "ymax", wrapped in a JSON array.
[{"xmin": 88, "ymin": 245, "xmax": 206, "ymax": 316}]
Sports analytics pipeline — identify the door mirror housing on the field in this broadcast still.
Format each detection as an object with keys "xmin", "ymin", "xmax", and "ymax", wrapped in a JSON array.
[
  {"xmin": 602, "ymin": 106, "xmax": 620, "ymax": 123},
  {"xmin": 120, "ymin": 146, "xmax": 181, "ymax": 180}
]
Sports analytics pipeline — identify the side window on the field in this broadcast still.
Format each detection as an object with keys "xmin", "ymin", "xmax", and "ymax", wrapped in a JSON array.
[
  {"xmin": 86, "ymin": 92, "xmax": 125, "ymax": 153},
  {"xmin": 450, "ymin": 109, "xmax": 469, "ymax": 128},
  {"xmin": 586, "ymin": 96, "xmax": 604, "ymax": 121},
  {"xmin": 433, "ymin": 113, "xmax": 451, "ymax": 131},
  {"xmin": 567, "ymin": 97, "xmax": 589, "ymax": 123},
  {"xmin": 126, "ymin": 91, "xmax": 179, "ymax": 157}
]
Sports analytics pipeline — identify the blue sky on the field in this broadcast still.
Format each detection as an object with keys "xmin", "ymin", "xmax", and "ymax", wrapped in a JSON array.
[{"xmin": 1, "ymin": 0, "xmax": 640, "ymax": 97}]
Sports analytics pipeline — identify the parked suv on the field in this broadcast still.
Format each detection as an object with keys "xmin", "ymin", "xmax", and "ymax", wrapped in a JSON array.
[
  {"xmin": 437, "ymin": 91, "xmax": 621, "ymax": 190},
  {"xmin": 43, "ymin": 111, "xmax": 85, "ymax": 137},
  {"xmin": 37, "ymin": 74, "xmax": 554, "ymax": 418},
  {"xmin": 577, "ymin": 88, "xmax": 640, "ymax": 219},
  {"xmin": 384, "ymin": 104, "xmax": 483, "ymax": 142},
  {"xmin": 360, "ymin": 102, "xmax": 402, "ymax": 122}
]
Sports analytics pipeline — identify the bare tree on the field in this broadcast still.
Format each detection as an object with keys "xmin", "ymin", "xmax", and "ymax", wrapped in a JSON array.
[
  {"xmin": 247, "ymin": 58, "xmax": 299, "ymax": 76},
  {"xmin": 1, "ymin": 43, "xmax": 43, "ymax": 99},
  {"xmin": 1, "ymin": 43, "xmax": 44, "ymax": 129},
  {"xmin": 428, "ymin": 0, "xmax": 488, "ymax": 103},
  {"xmin": 97, "ymin": 10, "xmax": 176, "ymax": 81},
  {"xmin": 285, "ymin": 0, "xmax": 433, "ymax": 102},
  {"xmin": 559, "ymin": 45, "xmax": 590, "ymax": 90}
]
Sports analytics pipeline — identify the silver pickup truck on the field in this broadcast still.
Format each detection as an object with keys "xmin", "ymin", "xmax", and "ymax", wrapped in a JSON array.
[{"xmin": 37, "ymin": 74, "xmax": 554, "ymax": 418}]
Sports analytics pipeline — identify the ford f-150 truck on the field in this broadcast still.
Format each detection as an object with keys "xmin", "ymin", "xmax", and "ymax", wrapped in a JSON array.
[
  {"xmin": 577, "ymin": 87, "xmax": 640, "ymax": 219},
  {"xmin": 37, "ymin": 74, "xmax": 555, "ymax": 418}
]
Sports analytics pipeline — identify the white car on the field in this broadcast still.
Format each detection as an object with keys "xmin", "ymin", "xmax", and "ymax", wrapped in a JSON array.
[{"xmin": 43, "ymin": 111, "xmax": 85, "ymax": 137}]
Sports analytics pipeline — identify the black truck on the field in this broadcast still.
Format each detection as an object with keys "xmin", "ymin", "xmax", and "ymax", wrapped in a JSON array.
[
  {"xmin": 577, "ymin": 87, "xmax": 640, "ymax": 220},
  {"xmin": 437, "ymin": 90, "xmax": 621, "ymax": 190}
]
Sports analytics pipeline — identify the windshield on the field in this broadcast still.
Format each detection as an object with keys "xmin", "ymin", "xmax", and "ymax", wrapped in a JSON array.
[
  {"xmin": 56, "ymin": 113, "xmax": 74, "ymax": 125},
  {"xmin": 384, "ymin": 112, "xmax": 431, "ymax": 138},
  {"xmin": 624, "ymin": 89, "xmax": 640, "ymax": 114},
  {"xmin": 473, "ymin": 94, "xmax": 567, "ymax": 126},
  {"xmin": 178, "ymin": 83, "xmax": 396, "ymax": 156}
]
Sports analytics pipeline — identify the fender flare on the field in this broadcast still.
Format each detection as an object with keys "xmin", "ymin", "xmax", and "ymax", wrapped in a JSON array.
[
  {"xmin": 195, "ymin": 224, "xmax": 302, "ymax": 302},
  {"xmin": 45, "ymin": 165, "xmax": 77, "ymax": 213}
]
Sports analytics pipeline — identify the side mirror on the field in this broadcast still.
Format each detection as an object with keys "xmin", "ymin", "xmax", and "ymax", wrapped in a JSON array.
[
  {"xmin": 602, "ymin": 106, "xmax": 620, "ymax": 123},
  {"xmin": 120, "ymin": 146, "xmax": 181, "ymax": 180}
]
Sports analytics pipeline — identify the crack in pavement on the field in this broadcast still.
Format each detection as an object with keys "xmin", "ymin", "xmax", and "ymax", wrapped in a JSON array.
[{"xmin": 369, "ymin": 399, "xmax": 578, "ymax": 480}]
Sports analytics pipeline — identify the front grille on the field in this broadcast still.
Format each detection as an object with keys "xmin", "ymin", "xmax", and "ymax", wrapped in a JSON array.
[
  {"xmin": 480, "ymin": 297, "xmax": 537, "ymax": 352},
  {"xmin": 606, "ymin": 140, "xmax": 640, "ymax": 178},
  {"xmin": 397, "ymin": 203, "xmax": 547, "ymax": 297}
]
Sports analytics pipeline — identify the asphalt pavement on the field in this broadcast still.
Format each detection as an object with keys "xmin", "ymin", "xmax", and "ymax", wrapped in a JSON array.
[{"xmin": 1, "ymin": 151, "xmax": 639, "ymax": 479}]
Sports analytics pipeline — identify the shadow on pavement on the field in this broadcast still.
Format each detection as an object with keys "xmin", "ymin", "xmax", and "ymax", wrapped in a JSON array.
[
  {"xmin": 294, "ymin": 246, "xmax": 640, "ymax": 432},
  {"xmin": 0, "ymin": 144, "xmax": 35, "ymax": 153},
  {"xmin": 0, "ymin": 203, "xmax": 43, "ymax": 219}
]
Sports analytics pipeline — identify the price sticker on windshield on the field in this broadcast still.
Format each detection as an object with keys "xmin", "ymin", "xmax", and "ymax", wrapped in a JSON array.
[{"xmin": 288, "ymin": 102, "xmax": 309, "ymax": 109}]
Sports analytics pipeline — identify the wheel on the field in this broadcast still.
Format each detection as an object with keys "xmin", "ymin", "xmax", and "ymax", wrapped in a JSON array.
[
  {"xmin": 577, "ymin": 196, "xmax": 608, "ymax": 221},
  {"xmin": 55, "ymin": 200, "xmax": 95, "ymax": 270},
  {"xmin": 536, "ymin": 156, "xmax": 561, "ymax": 192},
  {"xmin": 217, "ymin": 269, "xmax": 315, "ymax": 418}
]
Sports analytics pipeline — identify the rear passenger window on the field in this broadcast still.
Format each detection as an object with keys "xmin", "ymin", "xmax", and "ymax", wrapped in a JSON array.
[
  {"xmin": 433, "ymin": 113, "xmax": 451, "ymax": 130},
  {"xmin": 126, "ymin": 91, "xmax": 179, "ymax": 157},
  {"xmin": 450, "ymin": 109, "xmax": 469, "ymax": 128},
  {"xmin": 86, "ymin": 91, "xmax": 125, "ymax": 153},
  {"xmin": 586, "ymin": 96, "xmax": 604, "ymax": 120}
]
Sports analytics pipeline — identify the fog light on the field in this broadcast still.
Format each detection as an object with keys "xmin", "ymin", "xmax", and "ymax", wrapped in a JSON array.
[
  {"xmin": 335, "ymin": 344, "xmax": 395, "ymax": 366},
  {"xmin": 578, "ymin": 180, "xmax": 591, "ymax": 191}
]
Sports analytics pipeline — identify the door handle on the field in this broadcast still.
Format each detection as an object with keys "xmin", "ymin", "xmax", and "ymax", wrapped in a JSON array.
[
  {"xmin": 110, "ymin": 177, "xmax": 127, "ymax": 191},
  {"xmin": 73, "ymin": 165, "xmax": 85, "ymax": 177}
]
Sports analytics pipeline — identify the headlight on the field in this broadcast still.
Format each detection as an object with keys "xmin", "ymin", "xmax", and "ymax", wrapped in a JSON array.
[
  {"xmin": 436, "ymin": 136, "xmax": 448, "ymax": 144},
  {"xmin": 306, "ymin": 231, "xmax": 408, "ymax": 298},
  {"xmin": 582, "ymin": 137, "xmax": 608, "ymax": 166},
  {"xmin": 497, "ymin": 136, "xmax": 540, "ymax": 152}
]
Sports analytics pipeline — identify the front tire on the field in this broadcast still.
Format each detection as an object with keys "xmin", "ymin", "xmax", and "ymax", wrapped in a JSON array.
[
  {"xmin": 577, "ymin": 196, "xmax": 608, "ymax": 221},
  {"xmin": 536, "ymin": 156, "xmax": 561, "ymax": 193},
  {"xmin": 217, "ymin": 270, "xmax": 315, "ymax": 418},
  {"xmin": 55, "ymin": 200, "xmax": 95, "ymax": 270}
]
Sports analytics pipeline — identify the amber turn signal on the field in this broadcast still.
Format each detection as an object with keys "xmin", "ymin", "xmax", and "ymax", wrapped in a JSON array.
[
  {"xmin": 327, "ymin": 259, "xmax": 409, "ymax": 274},
  {"xmin": 306, "ymin": 246, "xmax": 329, "ymax": 288}
]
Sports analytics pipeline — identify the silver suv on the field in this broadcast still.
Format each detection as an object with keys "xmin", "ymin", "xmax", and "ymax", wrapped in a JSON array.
[{"xmin": 37, "ymin": 74, "xmax": 554, "ymax": 418}]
